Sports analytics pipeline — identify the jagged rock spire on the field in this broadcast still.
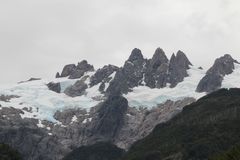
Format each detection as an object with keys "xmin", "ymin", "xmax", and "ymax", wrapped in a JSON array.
[
  {"xmin": 150, "ymin": 48, "xmax": 169, "ymax": 70},
  {"xmin": 168, "ymin": 51, "xmax": 192, "ymax": 87},
  {"xmin": 128, "ymin": 48, "xmax": 144, "ymax": 62},
  {"xmin": 175, "ymin": 50, "xmax": 192, "ymax": 68}
]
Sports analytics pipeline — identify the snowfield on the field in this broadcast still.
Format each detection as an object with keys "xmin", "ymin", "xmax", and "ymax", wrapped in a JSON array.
[
  {"xmin": 124, "ymin": 66, "xmax": 206, "ymax": 108},
  {"xmin": 222, "ymin": 63, "xmax": 240, "ymax": 89},
  {"xmin": 0, "ymin": 64, "xmax": 240, "ymax": 123},
  {"xmin": 0, "ymin": 73, "xmax": 102, "ymax": 122}
]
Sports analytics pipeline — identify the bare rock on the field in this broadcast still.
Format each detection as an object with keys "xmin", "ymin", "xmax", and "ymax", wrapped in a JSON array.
[
  {"xmin": 60, "ymin": 64, "xmax": 77, "ymax": 77},
  {"xmin": 90, "ymin": 65, "xmax": 119, "ymax": 87},
  {"xmin": 196, "ymin": 54, "xmax": 238, "ymax": 93},
  {"xmin": 64, "ymin": 77, "xmax": 88, "ymax": 97},
  {"xmin": 0, "ymin": 95, "xmax": 20, "ymax": 102},
  {"xmin": 144, "ymin": 48, "xmax": 169, "ymax": 88},
  {"xmin": 168, "ymin": 50, "xmax": 192, "ymax": 87},
  {"xmin": 47, "ymin": 82, "xmax": 61, "ymax": 93},
  {"xmin": 69, "ymin": 60, "xmax": 94, "ymax": 79}
]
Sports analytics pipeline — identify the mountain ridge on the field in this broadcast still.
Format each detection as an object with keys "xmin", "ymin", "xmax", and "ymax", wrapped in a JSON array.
[{"xmin": 0, "ymin": 47, "xmax": 239, "ymax": 160}]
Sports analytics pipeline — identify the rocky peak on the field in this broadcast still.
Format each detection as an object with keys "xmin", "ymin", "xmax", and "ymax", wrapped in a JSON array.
[
  {"xmin": 55, "ymin": 72, "xmax": 61, "ymax": 78},
  {"xmin": 168, "ymin": 51, "xmax": 192, "ymax": 87},
  {"xmin": 106, "ymin": 49, "xmax": 146, "ymax": 95},
  {"xmin": 144, "ymin": 48, "xmax": 169, "ymax": 88},
  {"xmin": 175, "ymin": 50, "xmax": 192, "ymax": 69},
  {"xmin": 60, "ymin": 64, "xmax": 77, "ymax": 77},
  {"xmin": 127, "ymin": 48, "xmax": 144, "ymax": 62},
  {"xmin": 196, "ymin": 54, "xmax": 238, "ymax": 93},
  {"xmin": 169, "ymin": 53, "xmax": 176, "ymax": 66},
  {"xmin": 76, "ymin": 60, "xmax": 94, "ymax": 71},
  {"xmin": 150, "ymin": 48, "xmax": 168, "ymax": 70},
  {"xmin": 207, "ymin": 54, "xmax": 237, "ymax": 75},
  {"xmin": 57, "ymin": 60, "xmax": 94, "ymax": 79}
]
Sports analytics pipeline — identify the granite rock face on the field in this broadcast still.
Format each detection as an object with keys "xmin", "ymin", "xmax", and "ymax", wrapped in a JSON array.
[{"xmin": 196, "ymin": 54, "xmax": 238, "ymax": 93}]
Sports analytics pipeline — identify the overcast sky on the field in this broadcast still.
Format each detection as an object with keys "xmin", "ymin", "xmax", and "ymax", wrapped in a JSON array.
[{"xmin": 0, "ymin": 0, "xmax": 240, "ymax": 84}]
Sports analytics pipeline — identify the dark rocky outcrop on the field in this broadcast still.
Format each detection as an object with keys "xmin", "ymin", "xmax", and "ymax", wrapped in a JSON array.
[
  {"xmin": 64, "ymin": 77, "xmax": 88, "ymax": 97},
  {"xmin": 106, "ymin": 48, "xmax": 192, "ymax": 94},
  {"xmin": 196, "ymin": 54, "xmax": 238, "ymax": 93},
  {"xmin": 60, "ymin": 64, "xmax": 77, "ymax": 77},
  {"xmin": 90, "ymin": 65, "xmax": 119, "ymax": 91},
  {"xmin": 144, "ymin": 48, "xmax": 169, "ymax": 88},
  {"xmin": 55, "ymin": 72, "xmax": 61, "ymax": 78},
  {"xmin": 18, "ymin": 78, "xmax": 41, "ymax": 84},
  {"xmin": 54, "ymin": 108, "xmax": 87, "ymax": 125},
  {"xmin": 121, "ymin": 48, "xmax": 146, "ymax": 89},
  {"xmin": 91, "ymin": 95, "xmax": 128, "ymax": 140},
  {"xmin": 106, "ymin": 48, "xmax": 147, "ymax": 95},
  {"xmin": 69, "ymin": 60, "xmax": 94, "ymax": 79},
  {"xmin": 0, "ymin": 95, "xmax": 20, "ymax": 102},
  {"xmin": 47, "ymin": 82, "xmax": 61, "ymax": 93},
  {"xmin": 168, "ymin": 50, "xmax": 192, "ymax": 87},
  {"xmin": 57, "ymin": 60, "xmax": 94, "ymax": 79}
]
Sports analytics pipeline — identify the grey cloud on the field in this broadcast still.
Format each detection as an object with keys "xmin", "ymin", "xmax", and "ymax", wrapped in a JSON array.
[{"xmin": 0, "ymin": 0, "xmax": 240, "ymax": 84}]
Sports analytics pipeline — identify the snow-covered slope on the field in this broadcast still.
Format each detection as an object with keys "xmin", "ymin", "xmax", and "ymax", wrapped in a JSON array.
[
  {"xmin": 222, "ymin": 63, "xmax": 240, "ymax": 88},
  {"xmin": 124, "ymin": 66, "xmax": 206, "ymax": 108},
  {"xmin": 0, "ymin": 63, "xmax": 240, "ymax": 123},
  {"xmin": 0, "ymin": 73, "xmax": 102, "ymax": 122}
]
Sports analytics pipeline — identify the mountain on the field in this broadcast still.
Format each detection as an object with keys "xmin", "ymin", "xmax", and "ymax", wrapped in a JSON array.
[
  {"xmin": 0, "ymin": 48, "xmax": 239, "ymax": 159},
  {"xmin": 122, "ymin": 88, "xmax": 240, "ymax": 160}
]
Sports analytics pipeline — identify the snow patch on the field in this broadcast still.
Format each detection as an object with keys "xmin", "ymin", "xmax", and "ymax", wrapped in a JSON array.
[
  {"xmin": 71, "ymin": 115, "xmax": 78, "ymax": 124},
  {"xmin": 37, "ymin": 120, "xmax": 45, "ymax": 128},
  {"xmin": 222, "ymin": 63, "xmax": 240, "ymax": 88},
  {"xmin": 104, "ymin": 71, "xmax": 116, "ymax": 91},
  {"xmin": 82, "ymin": 117, "xmax": 92, "ymax": 124}
]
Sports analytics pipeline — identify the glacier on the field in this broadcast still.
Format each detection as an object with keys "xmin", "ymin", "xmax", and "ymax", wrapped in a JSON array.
[{"xmin": 0, "ymin": 63, "xmax": 240, "ymax": 123}]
